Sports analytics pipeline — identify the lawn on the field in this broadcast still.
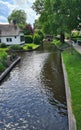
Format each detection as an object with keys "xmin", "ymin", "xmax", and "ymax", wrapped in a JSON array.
[
  {"xmin": 62, "ymin": 49, "xmax": 81, "ymax": 130},
  {"xmin": 0, "ymin": 47, "xmax": 9, "ymax": 51},
  {"xmin": 23, "ymin": 43, "xmax": 39, "ymax": 50}
]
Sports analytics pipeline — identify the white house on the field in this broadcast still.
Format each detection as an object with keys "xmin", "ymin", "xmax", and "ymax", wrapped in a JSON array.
[{"xmin": 0, "ymin": 24, "xmax": 25, "ymax": 45}]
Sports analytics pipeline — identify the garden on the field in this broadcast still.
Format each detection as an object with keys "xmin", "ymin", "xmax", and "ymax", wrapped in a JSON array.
[{"xmin": 0, "ymin": 30, "xmax": 44, "ymax": 73}]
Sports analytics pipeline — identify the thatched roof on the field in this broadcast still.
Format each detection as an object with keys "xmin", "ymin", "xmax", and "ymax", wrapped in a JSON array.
[{"xmin": 0, "ymin": 24, "xmax": 22, "ymax": 37}]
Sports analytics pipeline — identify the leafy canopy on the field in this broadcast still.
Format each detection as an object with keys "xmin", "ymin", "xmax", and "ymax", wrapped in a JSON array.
[{"xmin": 8, "ymin": 9, "xmax": 27, "ymax": 26}]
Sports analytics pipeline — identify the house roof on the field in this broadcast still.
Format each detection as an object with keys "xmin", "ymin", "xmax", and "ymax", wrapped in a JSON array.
[{"xmin": 0, "ymin": 24, "xmax": 23, "ymax": 37}]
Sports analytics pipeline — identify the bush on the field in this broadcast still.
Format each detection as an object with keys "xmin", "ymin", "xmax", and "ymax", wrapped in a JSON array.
[
  {"xmin": 10, "ymin": 53, "xmax": 17, "ymax": 61},
  {"xmin": 9, "ymin": 44, "xmax": 23, "ymax": 50},
  {"xmin": 52, "ymin": 39, "xmax": 61, "ymax": 47},
  {"xmin": 33, "ymin": 33, "xmax": 41, "ymax": 44},
  {"xmin": 0, "ymin": 43, "xmax": 7, "ymax": 48},
  {"xmin": 71, "ymin": 31, "xmax": 80, "ymax": 37},
  {"xmin": 0, "ymin": 51, "xmax": 7, "ymax": 60},
  {"xmin": 24, "ymin": 35, "xmax": 33, "ymax": 43},
  {"xmin": 0, "ymin": 52, "xmax": 7, "ymax": 72},
  {"xmin": 0, "ymin": 62, "xmax": 6, "ymax": 72},
  {"xmin": 36, "ymin": 30, "xmax": 44, "ymax": 41}
]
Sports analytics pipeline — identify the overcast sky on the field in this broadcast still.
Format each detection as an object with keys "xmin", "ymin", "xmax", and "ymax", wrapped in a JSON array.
[{"xmin": 0, "ymin": 0, "xmax": 38, "ymax": 26}]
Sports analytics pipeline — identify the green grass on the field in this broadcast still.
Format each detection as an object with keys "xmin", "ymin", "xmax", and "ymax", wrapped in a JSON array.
[
  {"xmin": 62, "ymin": 49, "xmax": 81, "ymax": 130},
  {"xmin": 0, "ymin": 47, "xmax": 9, "ymax": 51},
  {"xmin": 0, "ymin": 51, "xmax": 7, "ymax": 72},
  {"xmin": 23, "ymin": 43, "xmax": 39, "ymax": 50},
  {"xmin": 52, "ymin": 39, "xmax": 61, "ymax": 47},
  {"xmin": 52, "ymin": 39, "xmax": 68, "ymax": 48}
]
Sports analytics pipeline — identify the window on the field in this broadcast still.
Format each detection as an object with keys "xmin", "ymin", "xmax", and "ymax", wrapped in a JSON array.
[
  {"xmin": 0, "ymin": 39, "xmax": 1, "ymax": 43},
  {"xmin": 20, "ymin": 36, "xmax": 24, "ymax": 42},
  {"xmin": 10, "ymin": 38, "xmax": 12, "ymax": 42},
  {"xmin": 6, "ymin": 38, "xmax": 12, "ymax": 42},
  {"xmin": 7, "ymin": 38, "xmax": 9, "ymax": 42}
]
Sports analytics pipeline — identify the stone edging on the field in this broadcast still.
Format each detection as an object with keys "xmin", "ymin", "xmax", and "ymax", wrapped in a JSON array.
[
  {"xmin": 0, "ymin": 57, "xmax": 21, "ymax": 82},
  {"xmin": 61, "ymin": 55, "xmax": 77, "ymax": 130}
]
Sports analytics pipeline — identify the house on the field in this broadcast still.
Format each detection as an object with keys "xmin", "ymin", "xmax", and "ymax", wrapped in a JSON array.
[{"xmin": 0, "ymin": 24, "xmax": 25, "ymax": 45}]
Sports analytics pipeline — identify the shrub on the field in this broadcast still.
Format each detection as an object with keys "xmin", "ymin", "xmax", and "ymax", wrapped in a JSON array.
[
  {"xmin": 0, "ymin": 52, "xmax": 7, "ymax": 72},
  {"xmin": 9, "ymin": 44, "xmax": 23, "ymax": 50},
  {"xmin": 24, "ymin": 35, "xmax": 33, "ymax": 43},
  {"xmin": 0, "ymin": 62, "xmax": 6, "ymax": 72},
  {"xmin": 33, "ymin": 33, "xmax": 41, "ymax": 44},
  {"xmin": 0, "ymin": 43, "xmax": 7, "ymax": 48},
  {"xmin": 0, "ymin": 51, "xmax": 7, "ymax": 60},
  {"xmin": 71, "ymin": 31, "xmax": 79, "ymax": 37},
  {"xmin": 36, "ymin": 30, "xmax": 44, "ymax": 41},
  {"xmin": 52, "ymin": 39, "xmax": 61, "ymax": 46}
]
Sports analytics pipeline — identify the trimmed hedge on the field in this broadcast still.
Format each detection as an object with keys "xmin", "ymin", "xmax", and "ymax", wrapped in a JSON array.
[
  {"xmin": 0, "ymin": 43, "xmax": 7, "ymax": 48},
  {"xmin": 24, "ymin": 35, "xmax": 33, "ymax": 43},
  {"xmin": 9, "ymin": 44, "xmax": 23, "ymax": 50}
]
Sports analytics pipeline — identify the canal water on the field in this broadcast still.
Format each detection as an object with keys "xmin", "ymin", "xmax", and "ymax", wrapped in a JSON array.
[{"xmin": 0, "ymin": 43, "xmax": 68, "ymax": 130}]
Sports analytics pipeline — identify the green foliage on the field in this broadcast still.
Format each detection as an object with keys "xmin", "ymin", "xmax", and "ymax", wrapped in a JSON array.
[
  {"xmin": 0, "ymin": 51, "xmax": 7, "ymax": 72},
  {"xmin": 36, "ymin": 30, "xmax": 44, "ymax": 41},
  {"xmin": 33, "ymin": 33, "xmax": 41, "ymax": 44},
  {"xmin": 23, "ymin": 43, "xmax": 39, "ymax": 50},
  {"xmin": 52, "ymin": 39, "xmax": 61, "ymax": 47},
  {"xmin": 71, "ymin": 31, "xmax": 80, "ymax": 37},
  {"xmin": 24, "ymin": 35, "xmax": 33, "ymax": 43},
  {"xmin": 0, "ymin": 62, "xmax": 6, "ymax": 72},
  {"xmin": 32, "ymin": 0, "xmax": 44, "ymax": 14},
  {"xmin": 0, "ymin": 51, "xmax": 7, "ymax": 60},
  {"xmin": 9, "ymin": 44, "xmax": 23, "ymax": 50},
  {"xmin": 27, "ymin": 46, "xmax": 32, "ymax": 50},
  {"xmin": 34, "ymin": 19, "xmax": 42, "ymax": 30},
  {"xmin": 10, "ymin": 53, "xmax": 17, "ymax": 61},
  {"xmin": 33, "ymin": 0, "xmax": 81, "ymax": 37},
  {"xmin": 0, "ymin": 43, "xmax": 7, "ymax": 48},
  {"xmin": 8, "ymin": 9, "xmax": 26, "ymax": 26}
]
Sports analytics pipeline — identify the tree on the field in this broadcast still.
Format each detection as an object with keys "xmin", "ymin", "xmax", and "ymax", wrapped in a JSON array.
[
  {"xmin": 32, "ymin": 0, "xmax": 44, "ymax": 14},
  {"xmin": 33, "ymin": 0, "xmax": 81, "ymax": 43},
  {"xmin": 24, "ymin": 24, "xmax": 34, "ymax": 35},
  {"xmin": 8, "ymin": 9, "xmax": 27, "ymax": 26}
]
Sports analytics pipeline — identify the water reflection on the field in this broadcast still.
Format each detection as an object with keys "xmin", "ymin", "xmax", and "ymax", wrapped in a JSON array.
[{"xmin": 0, "ymin": 43, "xmax": 68, "ymax": 130}]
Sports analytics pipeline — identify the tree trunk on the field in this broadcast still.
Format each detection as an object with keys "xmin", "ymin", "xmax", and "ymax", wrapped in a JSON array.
[{"xmin": 60, "ymin": 32, "xmax": 65, "ymax": 43}]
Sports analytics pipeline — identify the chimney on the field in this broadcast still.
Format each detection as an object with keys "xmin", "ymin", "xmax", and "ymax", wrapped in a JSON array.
[{"xmin": 13, "ymin": 20, "xmax": 17, "ymax": 30}]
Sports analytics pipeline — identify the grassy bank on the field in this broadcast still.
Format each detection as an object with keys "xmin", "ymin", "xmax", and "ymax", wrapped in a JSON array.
[
  {"xmin": 0, "ymin": 51, "xmax": 8, "ymax": 72},
  {"xmin": 0, "ymin": 43, "xmax": 39, "ymax": 52},
  {"xmin": 23, "ymin": 43, "xmax": 39, "ymax": 50},
  {"xmin": 53, "ymin": 39, "xmax": 81, "ymax": 129},
  {"xmin": 52, "ymin": 39, "xmax": 69, "ymax": 49},
  {"xmin": 62, "ymin": 49, "xmax": 81, "ymax": 130}
]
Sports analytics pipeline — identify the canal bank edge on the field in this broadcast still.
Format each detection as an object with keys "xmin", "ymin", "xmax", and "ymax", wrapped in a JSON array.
[
  {"xmin": 0, "ymin": 57, "xmax": 21, "ymax": 82},
  {"xmin": 61, "ymin": 55, "xmax": 77, "ymax": 130}
]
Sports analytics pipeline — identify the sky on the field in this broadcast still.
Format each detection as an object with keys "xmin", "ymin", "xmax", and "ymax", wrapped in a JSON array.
[{"xmin": 0, "ymin": 0, "xmax": 39, "ymax": 26}]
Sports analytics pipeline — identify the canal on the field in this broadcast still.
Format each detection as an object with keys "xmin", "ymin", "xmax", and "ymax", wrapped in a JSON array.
[{"xmin": 0, "ymin": 43, "xmax": 68, "ymax": 130}]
